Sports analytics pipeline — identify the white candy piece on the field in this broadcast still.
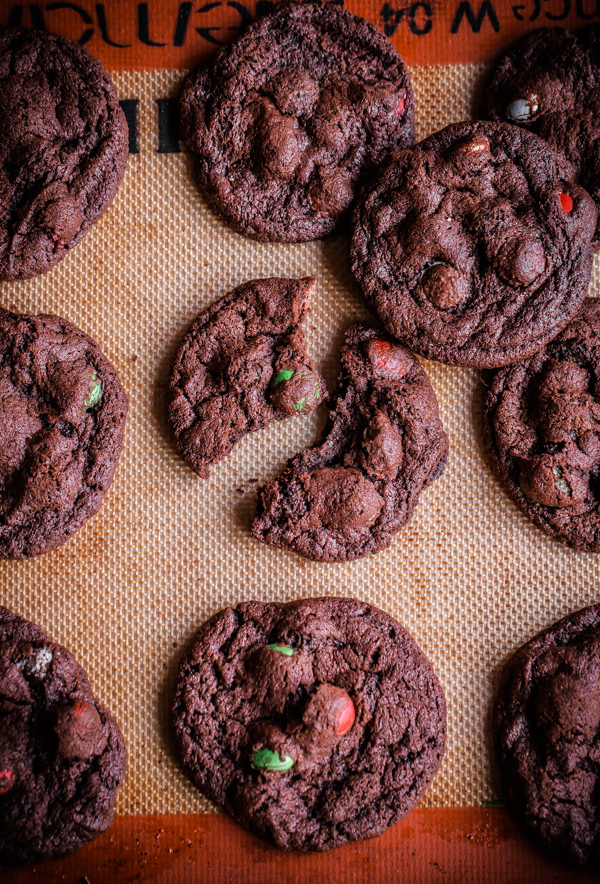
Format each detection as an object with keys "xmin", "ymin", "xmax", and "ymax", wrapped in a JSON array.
[
  {"xmin": 17, "ymin": 647, "xmax": 53, "ymax": 678},
  {"xmin": 507, "ymin": 98, "xmax": 538, "ymax": 122}
]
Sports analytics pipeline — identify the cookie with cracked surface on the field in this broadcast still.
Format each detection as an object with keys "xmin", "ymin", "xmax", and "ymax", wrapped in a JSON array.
[
  {"xmin": 483, "ymin": 298, "xmax": 600, "ymax": 551},
  {"xmin": 251, "ymin": 325, "xmax": 448, "ymax": 562},
  {"xmin": 482, "ymin": 26, "xmax": 600, "ymax": 249},
  {"xmin": 495, "ymin": 604, "xmax": 600, "ymax": 868},
  {"xmin": 0, "ymin": 309, "xmax": 128, "ymax": 559},
  {"xmin": 168, "ymin": 277, "xmax": 326, "ymax": 479},
  {"xmin": 178, "ymin": 1, "xmax": 414, "ymax": 242},
  {"xmin": 0, "ymin": 605, "xmax": 127, "ymax": 865},
  {"xmin": 350, "ymin": 120, "xmax": 597, "ymax": 368},
  {"xmin": 0, "ymin": 27, "xmax": 128, "ymax": 280},
  {"xmin": 172, "ymin": 597, "xmax": 446, "ymax": 852}
]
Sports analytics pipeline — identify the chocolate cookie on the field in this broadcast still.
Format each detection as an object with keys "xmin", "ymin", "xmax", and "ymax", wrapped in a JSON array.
[
  {"xmin": 0, "ymin": 607, "xmax": 46, "ymax": 644},
  {"xmin": 251, "ymin": 325, "xmax": 448, "ymax": 562},
  {"xmin": 0, "ymin": 27, "xmax": 128, "ymax": 280},
  {"xmin": 179, "ymin": 1, "xmax": 414, "ymax": 242},
  {"xmin": 350, "ymin": 121, "xmax": 597, "ymax": 368},
  {"xmin": 495, "ymin": 605, "xmax": 600, "ymax": 868},
  {"xmin": 172, "ymin": 597, "xmax": 446, "ymax": 852},
  {"xmin": 482, "ymin": 26, "xmax": 600, "ymax": 249},
  {"xmin": 168, "ymin": 277, "xmax": 326, "ymax": 479},
  {"xmin": 0, "ymin": 606, "xmax": 127, "ymax": 865},
  {"xmin": 0, "ymin": 309, "xmax": 128, "ymax": 559},
  {"xmin": 483, "ymin": 298, "xmax": 600, "ymax": 551}
]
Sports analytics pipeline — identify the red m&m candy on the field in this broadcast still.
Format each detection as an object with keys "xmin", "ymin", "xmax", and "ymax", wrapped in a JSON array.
[
  {"xmin": 560, "ymin": 192, "xmax": 573, "ymax": 214},
  {"xmin": 0, "ymin": 769, "xmax": 14, "ymax": 794},
  {"xmin": 372, "ymin": 340, "xmax": 392, "ymax": 367},
  {"xmin": 55, "ymin": 699, "xmax": 105, "ymax": 760},
  {"xmin": 336, "ymin": 699, "xmax": 355, "ymax": 735},
  {"xmin": 302, "ymin": 684, "xmax": 356, "ymax": 745},
  {"xmin": 365, "ymin": 339, "xmax": 412, "ymax": 379}
]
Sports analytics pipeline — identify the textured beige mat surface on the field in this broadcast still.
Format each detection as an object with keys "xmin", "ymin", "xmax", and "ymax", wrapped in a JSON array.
[{"xmin": 1, "ymin": 64, "xmax": 599, "ymax": 813}]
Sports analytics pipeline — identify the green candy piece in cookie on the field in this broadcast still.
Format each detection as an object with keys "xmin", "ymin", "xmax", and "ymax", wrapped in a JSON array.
[
  {"xmin": 270, "ymin": 369, "xmax": 295, "ymax": 389},
  {"xmin": 552, "ymin": 465, "xmax": 572, "ymax": 498},
  {"xmin": 251, "ymin": 748, "xmax": 295, "ymax": 772},
  {"xmin": 266, "ymin": 643, "xmax": 294, "ymax": 656},
  {"xmin": 84, "ymin": 373, "xmax": 102, "ymax": 410},
  {"xmin": 293, "ymin": 396, "xmax": 307, "ymax": 412}
]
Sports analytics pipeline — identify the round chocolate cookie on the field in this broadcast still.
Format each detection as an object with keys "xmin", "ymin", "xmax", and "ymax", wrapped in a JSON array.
[
  {"xmin": 483, "ymin": 298, "xmax": 600, "ymax": 552},
  {"xmin": 179, "ymin": 1, "xmax": 414, "ymax": 242},
  {"xmin": 251, "ymin": 325, "xmax": 448, "ymax": 562},
  {"xmin": 0, "ymin": 27, "xmax": 128, "ymax": 280},
  {"xmin": 350, "ymin": 120, "xmax": 597, "ymax": 368},
  {"xmin": 495, "ymin": 605, "xmax": 600, "ymax": 868},
  {"xmin": 172, "ymin": 597, "xmax": 446, "ymax": 852},
  {"xmin": 0, "ymin": 606, "xmax": 127, "ymax": 865},
  {"xmin": 0, "ymin": 309, "xmax": 128, "ymax": 559},
  {"xmin": 482, "ymin": 26, "xmax": 600, "ymax": 249},
  {"xmin": 168, "ymin": 277, "xmax": 326, "ymax": 479}
]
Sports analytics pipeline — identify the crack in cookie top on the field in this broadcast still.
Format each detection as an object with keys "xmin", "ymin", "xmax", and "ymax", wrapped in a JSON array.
[
  {"xmin": 495, "ymin": 604, "xmax": 600, "ymax": 868},
  {"xmin": 0, "ymin": 606, "xmax": 127, "ymax": 865},
  {"xmin": 172, "ymin": 597, "xmax": 446, "ymax": 852},
  {"xmin": 178, "ymin": 1, "xmax": 414, "ymax": 243},
  {"xmin": 168, "ymin": 277, "xmax": 327, "ymax": 479},
  {"xmin": 483, "ymin": 298, "xmax": 600, "ymax": 552},
  {"xmin": 0, "ymin": 27, "xmax": 128, "ymax": 280},
  {"xmin": 350, "ymin": 120, "xmax": 597, "ymax": 368},
  {"xmin": 251, "ymin": 325, "xmax": 448, "ymax": 562},
  {"xmin": 0, "ymin": 310, "xmax": 128, "ymax": 559},
  {"xmin": 482, "ymin": 25, "xmax": 600, "ymax": 250}
]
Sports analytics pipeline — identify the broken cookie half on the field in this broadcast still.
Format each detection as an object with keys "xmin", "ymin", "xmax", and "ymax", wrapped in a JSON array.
[
  {"xmin": 168, "ymin": 276, "xmax": 327, "ymax": 479},
  {"xmin": 251, "ymin": 324, "xmax": 448, "ymax": 562}
]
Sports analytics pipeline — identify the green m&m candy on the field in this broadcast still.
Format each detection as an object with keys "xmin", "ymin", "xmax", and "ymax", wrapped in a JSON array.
[
  {"xmin": 250, "ymin": 748, "xmax": 295, "ymax": 772},
  {"xmin": 268, "ymin": 365, "xmax": 324, "ymax": 416},
  {"xmin": 265, "ymin": 643, "xmax": 294, "ymax": 657},
  {"xmin": 270, "ymin": 368, "xmax": 295, "ymax": 388},
  {"xmin": 84, "ymin": 373, "xmax": 102, "ymax": 410}
]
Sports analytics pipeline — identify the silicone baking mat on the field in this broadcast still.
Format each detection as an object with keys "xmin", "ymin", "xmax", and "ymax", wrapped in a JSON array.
[{"xmin": 1, "ymin": 0, "xmax": 599, "ymax": 861}]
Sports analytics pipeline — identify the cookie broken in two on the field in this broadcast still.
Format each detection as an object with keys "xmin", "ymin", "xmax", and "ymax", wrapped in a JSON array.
[{"xmin": 168, "ymin": 278, "xmax": 448, "ymax": 562}]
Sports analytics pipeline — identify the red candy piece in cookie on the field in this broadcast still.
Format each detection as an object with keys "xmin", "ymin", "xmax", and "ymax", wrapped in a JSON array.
[
  {"xmin": 560, "ymin": 192, "xmax": 574, "ymax": 214},
  {"xmin": 302, "ymin": 684, "xmax": 356, "ymax": 744},
  {"xmin": 55, "ymin": 699, "xmax": 106, "ymax": 760},
  {"xmin": 365, "ymin": 339, "xmax": 412, "ymax": 378},
  {"xmin": 336, "ymin": 699, "xmax": 355, "ymax": 735},
  {"xmin": 394, "ymin": 96, "xmax": 405, "ymax": 115},
  {"xmin": 373, "ymin": 340, "xmax": 392, "ymax": 366},
  {"xmin": 0, "ymin": 770, "xmax": 13, "ymax": 794}
]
